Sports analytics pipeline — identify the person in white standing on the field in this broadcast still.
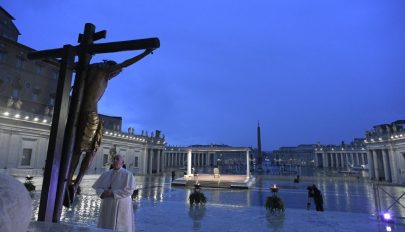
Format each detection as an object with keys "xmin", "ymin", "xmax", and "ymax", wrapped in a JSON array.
[{"xmin": 93, "ymin": 154, "xmax": 136, "ymax": 232}]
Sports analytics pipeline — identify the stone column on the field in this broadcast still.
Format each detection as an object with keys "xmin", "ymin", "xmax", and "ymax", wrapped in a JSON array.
[
  {"xmin": 246, "ymin": 150, "xmax": 250, "ymax": 179},
  {"xmin": 340, "ymin": 153, "xmax": 344, "ymax": 168},
  {"xmin": 389, "ymin": 147, "xmax": 398, "ymax": 184},
  {"xmin": 350, "ymin": 153, "xmax": 354, "ymax": 165},
  {"xmin": 323, "ymin": 153, "xmax": 327, "ymax": 168},
  {"xmin": 355, "ymin": 153, "xmax": 360, "ymax": 166},
  {"xmin": 333, "ymin": 153, "xmax": 337, "ymax": 167},
  {"xmin": 157, "ymin": 149, "xmax": 161, "ymax": 174},
  {"xmin": 372, "ymin": 150, "xmax": 380, "ymax": 181},
  {"xmin": 143, "ymin": 146, "xmax": 148, "ymax": 175},
  {"xmin": 382, "ymin": 149, "xmax": 391, "ymax": 182},
  {"xmin": 360, "ymin": 152, "xmax": 365, "ymax": 165},
  {"xmin": 329, "ymin": 153, "xmax": 333, "ymax": 167},
  {"xmin": 171, "ymin": 153, "xmax": 174, "ymax": 167},
  {"xmin": 335, "ymin": 153, "xmax": 339, "ymax": 167},
  {"xmin": 167, "ymin": 153, "xmax": 170, "ymax": 167},
  {"xmin": 162, "ymin": 151, "xmax": 166, "ymax": 171},
  {"xmin": 344, "ymin": 153, "xmax": 348, "ymax": 168},
  {"xmin": 148, "ymin": 149, "xmax": 153, "ymax": 175},
  {"xmin": 367, "ymin": 150, "xmax": 375, "ymax": 179},
  {"xmin": 187, "ymin": 149, "xmax": 192, "ymax": 176},
  {"xmin": 314, "ymin": 153, "xmax": 319, "ymax": 167},
  {"xmin": 336, "ymin": 153, "xmax": 340, "ymax": 168},
  {"xmin": 160, "ymin": 150, "xmax": 164, "ymax": 173},
  {"xmin": 334, "ymin": 153, "xmax": 338, "ymax": 167}
]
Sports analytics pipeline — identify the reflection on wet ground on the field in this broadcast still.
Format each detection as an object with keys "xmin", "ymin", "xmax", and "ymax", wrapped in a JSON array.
[{"xmin": 26, "ymin": 173, "xmax": 405, "ymax": 229}]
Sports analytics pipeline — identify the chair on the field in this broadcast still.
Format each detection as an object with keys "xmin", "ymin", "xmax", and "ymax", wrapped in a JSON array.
[{"xmin": 213, "ymin": 168, "xmax": 220, "ymax": 179}]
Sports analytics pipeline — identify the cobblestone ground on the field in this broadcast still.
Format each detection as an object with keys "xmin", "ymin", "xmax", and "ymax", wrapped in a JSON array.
[{"xmin": 20, "ymin": 174, "xmax": 405, "ymax": 231}]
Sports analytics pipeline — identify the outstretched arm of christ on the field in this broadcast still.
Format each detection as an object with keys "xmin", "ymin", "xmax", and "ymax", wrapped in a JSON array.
[{"xmin": 108, "ymin": 48, "xmax": 154, "ymax": 74}]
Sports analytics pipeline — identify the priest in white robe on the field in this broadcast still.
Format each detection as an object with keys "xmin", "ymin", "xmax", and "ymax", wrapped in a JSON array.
[{"xmin": 93, "ymin": 154, "xmax": 136, "ymax": 232}]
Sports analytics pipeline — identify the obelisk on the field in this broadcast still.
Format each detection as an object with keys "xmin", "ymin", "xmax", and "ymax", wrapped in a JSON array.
[{"xmin": 257, "ymin": 121, "xmax": 263, "ymax": 172}]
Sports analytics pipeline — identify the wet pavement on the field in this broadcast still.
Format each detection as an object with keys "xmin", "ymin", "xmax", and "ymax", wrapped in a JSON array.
[{"xmin": 20, "ymin": 173, "xmax": 405, "ymax": 231}]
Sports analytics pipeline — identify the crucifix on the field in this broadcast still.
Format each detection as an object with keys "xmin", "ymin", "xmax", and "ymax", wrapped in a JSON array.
[{"xmin": 27, "ymin": 23, "xmax": 160, "ymax": 223}]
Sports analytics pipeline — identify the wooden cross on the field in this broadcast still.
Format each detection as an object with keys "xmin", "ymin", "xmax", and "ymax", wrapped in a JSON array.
[{"xmin": 27, "ymin": 23, "xmax": 160, "ymax": 223}]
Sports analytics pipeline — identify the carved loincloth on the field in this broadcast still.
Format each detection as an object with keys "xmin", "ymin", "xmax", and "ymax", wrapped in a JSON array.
[{"xmin": 78, "ymin": 111, "xmax": 103, "ymax": 152}]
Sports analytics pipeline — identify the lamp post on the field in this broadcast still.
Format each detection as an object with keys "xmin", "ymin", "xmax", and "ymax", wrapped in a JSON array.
[{"xmin": 271, "ymin": 184, "xmax": 279, "ymax": 194}]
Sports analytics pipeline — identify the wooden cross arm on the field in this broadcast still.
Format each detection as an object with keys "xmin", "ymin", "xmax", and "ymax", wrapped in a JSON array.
[
  {"xmin": 27, "ymin": 37, "xmax": 160, "ymax": 60},
  {"xmin": 89, "ymin": 38, "xmax": 160, "ymax": 55},
  {"xmin": 27, "ymin": 47, "xmax": 66, "ymax": 60}
]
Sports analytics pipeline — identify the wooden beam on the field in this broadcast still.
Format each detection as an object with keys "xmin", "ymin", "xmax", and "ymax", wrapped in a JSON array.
[
  {"xmin": 89, "ymin": 38, "xmax": 160, "ymax": 54},
  {"xmin": 37, "ymin": 45, "xmax": 75, "ymax": 222},
  {"xmin": 27, "ymin": 47, "xmax": 67, "ymax": 60},
  {"xmin": 53, "ymin": 23, "xmax": 96, "ymax": 222},
  {"xmin": 28, "ymin": 37, "xmax": 160, "ymax": 60}
]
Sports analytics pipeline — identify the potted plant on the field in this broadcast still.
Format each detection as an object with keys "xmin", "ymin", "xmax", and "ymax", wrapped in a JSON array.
[
  {"xmin": 265, "ymin": 184, "xmax": 284, "ymax": 213},
  {"xmin": 24, "ymin": 175, "xmax": 36, "ymax": 192},
  {"xmin": 189, "ymin": 183, "xmax": 206, "ymax": 205},
  {"xmin": 265, "ymin": 195, "xmax": 285, "ymax": 212}
]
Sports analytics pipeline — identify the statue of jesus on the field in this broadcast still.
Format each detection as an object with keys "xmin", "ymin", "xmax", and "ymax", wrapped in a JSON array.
[{"xmin": 64, "ymin": 48, "xmax": 154, "ymax": 207}]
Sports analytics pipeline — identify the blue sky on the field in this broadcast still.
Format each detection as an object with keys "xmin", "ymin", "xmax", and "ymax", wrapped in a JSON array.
[{"xmin": 3, "ymin": 1, "xmax": 405, "ymax": 150}]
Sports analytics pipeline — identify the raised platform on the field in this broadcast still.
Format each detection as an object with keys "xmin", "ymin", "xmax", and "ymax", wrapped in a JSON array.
[{"xmin": 171, "ymin": 174, "xmax": 256, "ymax": 189}]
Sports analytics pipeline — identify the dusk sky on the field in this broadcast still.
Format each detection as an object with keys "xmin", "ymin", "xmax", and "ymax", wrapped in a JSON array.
[{"xmin": 3, "ymin": 1, "xmax": 405, "ymax": 150}]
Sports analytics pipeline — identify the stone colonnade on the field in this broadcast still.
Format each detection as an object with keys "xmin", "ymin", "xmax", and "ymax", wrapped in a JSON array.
[
  {"xmin": 144, "ymin": 147, "xmax": 165, "ymax": 175},
  {"xmin": 315, "ymin": 151, "xmax": 368, "ymax": 169},
  {"xmin": 367, "ymin": 148, "xmax": 401, "ymax": 183}
]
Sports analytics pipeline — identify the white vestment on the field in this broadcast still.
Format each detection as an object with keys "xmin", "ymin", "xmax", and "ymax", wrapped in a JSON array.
[{"xmin": 92, "ymin": 168, "xmax": 136, "ymax": 232}]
